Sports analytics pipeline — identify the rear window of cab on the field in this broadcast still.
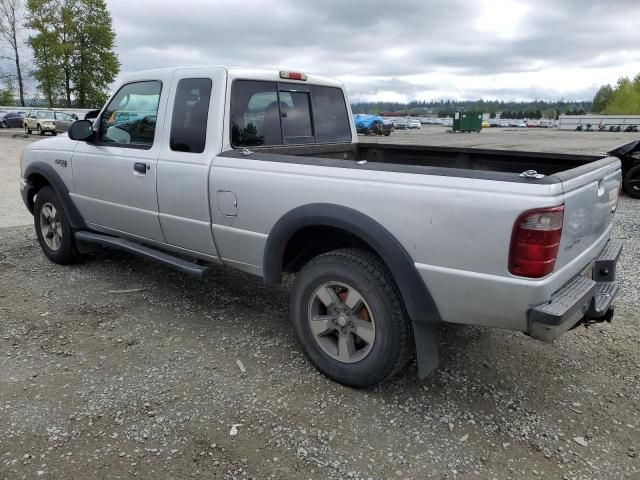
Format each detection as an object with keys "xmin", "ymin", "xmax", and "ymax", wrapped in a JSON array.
[{"xmin": 230, "ymin": 80, "xmax": 351, "ymax": 147}]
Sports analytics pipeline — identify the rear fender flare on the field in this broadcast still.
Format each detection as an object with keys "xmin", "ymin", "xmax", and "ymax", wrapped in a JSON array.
[{"xmin": 263, "ymin": 203, "xmax": 440, "ymax": 325}]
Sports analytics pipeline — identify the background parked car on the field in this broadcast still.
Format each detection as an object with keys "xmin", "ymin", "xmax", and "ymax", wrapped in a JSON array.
[
  {"xmin": 353, "ymin": 114, "xmax": 393, "ymax": 136},
  {"xmin": 0, "ymin": 111, "xmax": 25, "ymax": 128},
  {"xmin": 54, "ymin": 111, "xmax": 77, "ymax": 133},
  {"xmin": 24, "ymin": 110, "xmax": 57, "ymax": 135},
  {"xmin": 392, "ymin": 118, "xmax": 407, "ymax": 130},
  {"xmin": 407, "ymin": 118, "xmax": 421, "ymax": 129}
]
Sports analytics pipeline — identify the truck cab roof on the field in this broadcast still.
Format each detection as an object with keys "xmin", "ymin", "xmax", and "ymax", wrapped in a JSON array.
[{"xmin": 119, "ymin": 66, "xmax": 345, "ymax": 89}]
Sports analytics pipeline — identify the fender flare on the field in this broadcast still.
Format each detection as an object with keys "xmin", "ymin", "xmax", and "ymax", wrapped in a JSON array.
[
  {"xmin": 23, "ymin": 162, "xmax": 86, "ymax": 230},
  {"xmin": 263, "ymin": 203, "xmax": 441, "ymax": 325}
]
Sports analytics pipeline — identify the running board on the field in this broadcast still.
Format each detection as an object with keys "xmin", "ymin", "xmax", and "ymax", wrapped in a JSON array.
[{"xmin": 75, "ymin": 231, "xmax": 210, "ymax": 278}]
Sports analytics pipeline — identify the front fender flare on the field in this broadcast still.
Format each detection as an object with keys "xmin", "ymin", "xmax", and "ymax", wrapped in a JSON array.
[{"xmin": 23, "ymin": 162, "xmax": 86, "ymax": 230}]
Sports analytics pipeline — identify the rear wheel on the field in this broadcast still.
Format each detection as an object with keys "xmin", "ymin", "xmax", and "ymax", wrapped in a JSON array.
[
  {"xmin": 24, "ymin": 124, "xmax": 31, "ymax": 134},
  {"xmin": 290, "ymin": 248, "xmax": 412, "ymax": 388},
  {"xmin": 34, "ymin": 186, "xmax": 82, "ymax": 264},
  {"xmin": 623, "ymin": 164, "xmax": 640, "ymax": 199}
]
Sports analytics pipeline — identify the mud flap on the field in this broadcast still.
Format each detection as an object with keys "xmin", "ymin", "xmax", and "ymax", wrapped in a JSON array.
[{"xmin": 413, "ymin": 321, "xmax": 440, "ymax": 378}]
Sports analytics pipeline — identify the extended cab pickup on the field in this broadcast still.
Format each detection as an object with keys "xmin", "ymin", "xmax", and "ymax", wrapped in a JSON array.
[{"xmin": 20, "ymin": 67, "xmax": 623, "ymax": 387}]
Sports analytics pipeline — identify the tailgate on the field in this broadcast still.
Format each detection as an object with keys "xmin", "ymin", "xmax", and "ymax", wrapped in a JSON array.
[{"xmin": 554, "ymin": 156, "xmax": 622, "ymax": 270}]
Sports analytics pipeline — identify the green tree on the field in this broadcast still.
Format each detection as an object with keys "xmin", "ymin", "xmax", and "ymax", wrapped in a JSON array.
[
  {"xmin": 26, "ymin": 0, "xmax": 62, "ymax": 107},
  {"xmin": 0, "ymin": 80, "xmax": 13, "ymax": 103},
  {"xmin": 592, "ymin": 84, "xmax": 613, "ymax": 113},
  {"xmin": 26, "ymin": 0, "xmax": 118, "ymax": 108},
  {"xmin": 71, "ymin": 0, "xmax": 119, "ymax": 108},
  {"xmin": 603, "ymin": 75, "xmax": 640, "ymax": 115}
]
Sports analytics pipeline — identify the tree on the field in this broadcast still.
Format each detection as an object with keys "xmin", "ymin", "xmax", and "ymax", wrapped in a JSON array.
[
  {"xmin": 71, "ymin": 0, "xmax": 119, "ymax": 108},
  {"xmin": 603, "ymin": 75, "xmax": 640, "ymax": 115},
  {"xmin": 26, "ymin": 0, "xmax": 119, "ymax": 108},
  {"xmin": 592, "ymin": 84, "xmax": 613, "ymax": 113},
  {"xmin": 0, "ymin": 80, "xmax": 13, "ymax": 103},
  {"xmin": 0, "ymin": 0, "xmax": 27, "ymax": 106},
  {"xmin": 26, "ymin": 0, "xmax": 62, "ymax": 107}
]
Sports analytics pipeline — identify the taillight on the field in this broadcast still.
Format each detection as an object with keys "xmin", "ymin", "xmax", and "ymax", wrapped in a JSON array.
[{"xmin": 509, "ymin": 206, "xmax": 564, "ymax": 278}]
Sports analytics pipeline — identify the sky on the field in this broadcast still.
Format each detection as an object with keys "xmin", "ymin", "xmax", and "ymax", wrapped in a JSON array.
[{"xmin": 107, "ymin": 0, "xmax": 640, "ymax": 103}]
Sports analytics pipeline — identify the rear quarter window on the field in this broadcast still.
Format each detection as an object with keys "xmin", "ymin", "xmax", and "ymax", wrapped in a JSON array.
[{"xmin": 170, "ymin": 77, "xmax": 212, "ymax": 153}]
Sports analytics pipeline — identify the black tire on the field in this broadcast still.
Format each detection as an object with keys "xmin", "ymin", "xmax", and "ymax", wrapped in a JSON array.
[
  {"xmin": 0, "ymin": 121, "xmax": 6, "ymax": 128},
  {"xmin": 37, "ymin": 124, "xmax": 44, "ymax": 136},
  {"xmin": 623, "ymin": 164, "xmax": 640, "ymax": 199},
  {"xmin": 24, "ymin": 124, "xmax": 31, "ymax": 135},
  {"xmin": 34, "ymin": 186, "xmax": 82, "ymax": 264},
  {"xmin": 290, "ymin": 248, "xmax": 413, "ymax": 388}
]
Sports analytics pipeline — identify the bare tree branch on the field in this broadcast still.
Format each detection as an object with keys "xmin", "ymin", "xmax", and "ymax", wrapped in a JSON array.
[{"xmin": 0, "ymin": 0, "xmax": 26, "ymax": 105}]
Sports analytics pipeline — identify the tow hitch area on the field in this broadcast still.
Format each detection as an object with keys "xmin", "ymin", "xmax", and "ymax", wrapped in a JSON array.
[
  {"xmin": 573, "ymin": 305, "xmax": 615, "ymax": 331},
  {"xmin": 529, "ymin": 239, "xmax": 622, "ymax": 342}
]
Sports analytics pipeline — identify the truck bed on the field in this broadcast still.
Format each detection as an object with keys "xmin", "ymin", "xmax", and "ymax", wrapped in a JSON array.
[{"xmin": 244, "ymin": 142, "xmax": 609, "ymax": 182}]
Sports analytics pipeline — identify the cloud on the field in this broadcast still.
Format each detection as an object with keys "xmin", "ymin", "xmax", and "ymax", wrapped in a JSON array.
[{"xmin": 107, "ymin": 0, "xmax": 640, "ymax": 102}]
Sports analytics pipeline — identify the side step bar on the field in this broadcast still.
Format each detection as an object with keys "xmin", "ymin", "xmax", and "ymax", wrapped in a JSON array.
[{"xmin": 75, "ymin": 231, "xmax": 210, "ymax": 278}]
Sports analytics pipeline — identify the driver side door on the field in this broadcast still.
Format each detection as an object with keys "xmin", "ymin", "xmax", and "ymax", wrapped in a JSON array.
[{"xmin": 71, "ymin": 79, "xmax": 168, "ymax": 242}]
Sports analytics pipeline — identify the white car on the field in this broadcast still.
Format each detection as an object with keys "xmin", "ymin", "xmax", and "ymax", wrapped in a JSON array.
[
  {"xmin": 24, "ymin": 110, "xmax": 57, "ymax": 136},
  {"xmin": 407, "ymin": 118, "xmax": 421, "ymax": 129}
]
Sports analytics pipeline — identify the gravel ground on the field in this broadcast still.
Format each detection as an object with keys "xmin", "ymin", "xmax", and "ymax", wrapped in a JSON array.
[
  {"xmin": 0, "ymin": 131, "xmax": 35, "ymax": 228},
  {"xmin": 365, "ymin": 126, "xmax": 639, "ymax": 155},
  {"xmin": 1, "ymin": 129, "xmax": 639, "ymax": 479}
]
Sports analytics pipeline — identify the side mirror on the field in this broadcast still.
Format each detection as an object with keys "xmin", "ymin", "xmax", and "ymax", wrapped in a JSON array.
[{"xmin": 68, "ymin": 120, "xmax": 95, "ymax": 141}]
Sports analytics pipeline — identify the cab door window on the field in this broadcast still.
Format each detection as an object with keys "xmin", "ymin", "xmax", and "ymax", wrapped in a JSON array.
[{"xmin": 99, "ymin": 81, "xmax": 162, "ymax": 148}]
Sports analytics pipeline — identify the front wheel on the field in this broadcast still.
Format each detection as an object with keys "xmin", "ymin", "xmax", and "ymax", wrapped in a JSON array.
[
  {"xmin": 34, "ymin": 186, "xmax": 82, "ymax": 264},
  {"xmin": 623, "ymin": 164, "xmax": 640, "ymax": 199},
  {"xmin": 37, "ymin": 125, "xmax": 44, "ymax": 136},
  {"xmin": 290, "ymin": 248, "xmax": 413, "ymax": 388}
]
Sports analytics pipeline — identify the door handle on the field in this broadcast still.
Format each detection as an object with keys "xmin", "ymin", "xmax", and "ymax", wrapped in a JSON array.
[{"xmin": 134, "ymin": 162, "xmax": 148, "ymax": 174}]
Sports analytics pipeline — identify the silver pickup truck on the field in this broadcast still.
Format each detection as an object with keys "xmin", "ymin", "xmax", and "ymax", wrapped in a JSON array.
[{"xmin": 20, "ymin": 67, "xmax": 623, "ymax": 387}]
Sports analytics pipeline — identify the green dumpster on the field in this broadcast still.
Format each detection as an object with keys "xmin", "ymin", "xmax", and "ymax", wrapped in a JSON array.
[{"xmin": 453, "ymin": 112, "xmax": 483, "ymax": 132}]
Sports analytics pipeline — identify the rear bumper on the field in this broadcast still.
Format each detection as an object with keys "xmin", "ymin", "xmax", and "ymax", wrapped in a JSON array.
[{"xmin": 528, "ymin": 239, "xmax": 622, "ymax": 341}]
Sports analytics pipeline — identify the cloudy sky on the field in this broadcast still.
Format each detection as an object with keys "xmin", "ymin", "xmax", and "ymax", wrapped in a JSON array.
[{"xmin": 108, "ymin": 0, "xmax": 640, "ymax": 103}]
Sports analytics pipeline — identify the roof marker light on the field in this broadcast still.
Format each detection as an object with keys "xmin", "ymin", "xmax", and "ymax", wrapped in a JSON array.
[{"xmin": 279, "ymin": 71, "xmax": 307, "ymax": 81}]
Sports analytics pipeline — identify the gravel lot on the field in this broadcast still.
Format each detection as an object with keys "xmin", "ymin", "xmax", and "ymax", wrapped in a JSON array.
[{"xmin": 1, "ymin": 128, "xmax": 639, "ymax": 479}]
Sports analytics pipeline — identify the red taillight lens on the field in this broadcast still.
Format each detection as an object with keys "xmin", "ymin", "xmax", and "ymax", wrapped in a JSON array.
[{"xmin": 509, "ymin": 206, "xmax": 564, "ymax": 278}]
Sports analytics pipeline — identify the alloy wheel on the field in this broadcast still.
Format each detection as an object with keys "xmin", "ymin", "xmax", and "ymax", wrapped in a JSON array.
[
  {"xmin": 307, "ymin": 281, "xmax": 376, "ymax": 363},
  {"xmin": 39, "ymin": 202, "xmax": 63, "ymax": 251}
]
